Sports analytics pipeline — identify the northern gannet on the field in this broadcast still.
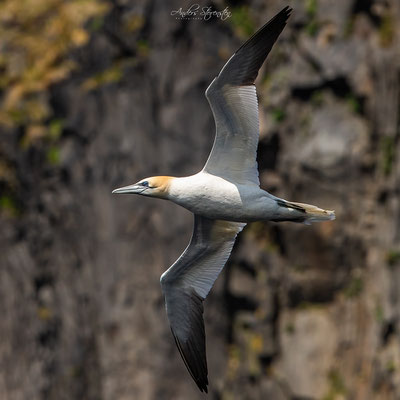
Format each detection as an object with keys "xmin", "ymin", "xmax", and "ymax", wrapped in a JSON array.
[{"xmin": 113, "ymin": 6, "xmax": 335, "ymax": 393}]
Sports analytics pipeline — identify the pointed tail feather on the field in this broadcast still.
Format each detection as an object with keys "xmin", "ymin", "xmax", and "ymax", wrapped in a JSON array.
[
  {"xmin": 285, "ymin": 201, "xmax": 335, "ymax": 225},
  {"xmin": 275, "ymin": 199, "xmax": 335, "ymax": 225}
]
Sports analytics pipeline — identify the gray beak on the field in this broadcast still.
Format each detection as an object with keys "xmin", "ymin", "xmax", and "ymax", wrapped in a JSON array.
[{"xmin": 112, "ymin": 184, "xmax": 147, "ymax": 194}]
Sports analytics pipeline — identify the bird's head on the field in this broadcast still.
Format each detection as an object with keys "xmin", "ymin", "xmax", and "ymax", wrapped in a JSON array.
[{"xmin": 112, "ymin": 176, "xmax": 172, "ymax": 199}]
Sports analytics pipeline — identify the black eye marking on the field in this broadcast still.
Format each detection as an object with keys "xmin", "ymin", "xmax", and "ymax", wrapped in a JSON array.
[{"xmin": 141, "ymin": 181, "xmax": 149, "ymax": 187}]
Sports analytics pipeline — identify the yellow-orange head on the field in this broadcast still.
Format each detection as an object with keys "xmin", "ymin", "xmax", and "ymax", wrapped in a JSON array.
[{"xmin": 112, "ymin": 176, "xmax": 173, "ymax": 199}]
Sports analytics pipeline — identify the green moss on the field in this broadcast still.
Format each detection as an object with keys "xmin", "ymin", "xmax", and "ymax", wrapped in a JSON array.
[
  {"xmin": 137, "ymin": 39, "xmax": 150, "ymax": 57},
  {"xmin": 0, "ymin": 195, "xmax": 19, "ymax": 216},
  {"xmin": 226, "ymin": 345, "xmax": 241, "ymax": 381},
  {"xmin": 305, "ymin": 0, "xmax": 319, "ymax": 36},
  {"xmin": 305, "ymin": 20, "xmax": 319, "ymax": 36},
  {"xmin": 271, "ymin": 108, "xmax": 286, "ymax": 123},
  {"xmin": 47, "ymin": 119, "xmax": 64, "ymax": 141},
  {"xmin": 346, "ymin": 94, "xmax": 361, "ymax": 114},
  {"xmin": 89, "ymin": 15, "xmax": 105, "ymax": 32},
  {"xmin": 386, "ymin": 360, "xmax": 397, "ymax": 373},
  {"xmin": 311, "ymin": 90, "xmax": 324, "ymax": 107},
  {"xmin": 305, "ymin": 0, "xmax": 317, "ymax": 18},
  {"xmin": 344, "ymin": 17, "xmax": 354, "ymax": 38},
  {"xmin": 82, "ymin": 64, "xmax": 124, "ymax": 91},
  {"xmin": 379, "ymin": 14, "xmax": 394, "ymax": 47},
  {"xmin": 37, "ymin": 306, "xmax": 52, "ymax": 320},
  {"xmin": 285, "ymin": 322, "xmax": 295, "ymax": 334},
  {"xmin": 123, "ymin": 14, "xmax": 145, "ymax": 33},
  {"xmin": 46, "ymin": 146, "xmax": 60, "ymax": 165},
  {"xmin": 230, "ymin": 6, "xmax": 255, "ymax": 38},
  {"xmin": 343, "ymin": 277, "xmax": 363, "ymax": 298},
  {"xmin": 322, "ymin": 368, "xmax": 347, "ymax": 400},
  {"xmin": 0, "ymin": 195, "xmax": 14, "ymax": 210},
  {"xmin": 328, "ymin": 369, "xmax": 346, "ymax": 393},
  {"xmin": 381, "ymin": 136, "xmax": 395, "ymax": 176},
  {"xmin": 261, "ymin": 72, "xmax": 271, "ymax": 87},
  {"xmin": 385, "ymin": 250, "xmax": 400, "ymax": 267},
  {"xmin": 0, "ymin": 0, "xmax": 109, "ymax": 129},
  {"xmin": 8, "ymin": 109, "xmax": 26, "ymax": 125},
  {"xmin": 300, "ymin": 112, "xmax": 311, "ymax": 129}
]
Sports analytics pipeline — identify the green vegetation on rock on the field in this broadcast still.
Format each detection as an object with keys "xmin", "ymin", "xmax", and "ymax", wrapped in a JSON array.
[
  {"xmin": 0, "ymin": 0, "xmax": 110, "ymax": 134},
  {"xmin": 385, "ymin": 250, "xmax": 400, "ymax": 267},
  {"xmin": 271, "ymin": 108, "xmax": 286, "ymax": 123},
  {"xmin": 323, "ymin": 368, "xmax": 347, "ymax": 400},
  {"xmin": 230, "ymin": 6, "xmax": 255, "ymax": 38},
  {"xmin": 379, "ymin": 13, "xmax": 395, "ymax": 47},
  {"xmin": 305, "ymin": 0, "xmax": 319, "ymax": 36},
  {"xmin": 343, "ymin": 276, "xmax": 363, "ymax": 298},
  {"xmin": 0, "ymin": 194, "xmax": 19, "ymax": 217},
  {"xmin": 381, "ymin": 136, "xmax": 395, "ymax": 176}
]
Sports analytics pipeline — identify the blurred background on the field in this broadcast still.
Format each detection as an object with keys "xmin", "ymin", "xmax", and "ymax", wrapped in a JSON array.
[{"xmin": 0, "ymin": 0, "xmax": 399, "ymax": 399}]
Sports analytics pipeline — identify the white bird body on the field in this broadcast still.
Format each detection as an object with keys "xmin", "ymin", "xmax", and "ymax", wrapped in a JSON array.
[
  {"xmin": 113, "ymin": 7, "xmax": 335, "ymax": 393},
  {"xmin": 168, "ymin": 172, "xmax": 284, "ymax": 222}
]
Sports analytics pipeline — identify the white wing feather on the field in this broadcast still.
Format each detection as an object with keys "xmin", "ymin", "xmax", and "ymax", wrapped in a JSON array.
[
  {"xmin": 204, "ymin": 84, "xmax": 260, "ymax": 185},
  {"xmin": 202, "ymin": 6, "xmax": 292, "ymax": 186}
]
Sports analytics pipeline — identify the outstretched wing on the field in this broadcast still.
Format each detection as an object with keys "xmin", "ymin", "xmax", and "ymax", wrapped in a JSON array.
[
  {"xmin": 203, "ymin": 6, "xmax": 292, "ymax": 186},
  {"xmin": 160, "ymin": 216, "xmax": 245, "ymax": 392}
]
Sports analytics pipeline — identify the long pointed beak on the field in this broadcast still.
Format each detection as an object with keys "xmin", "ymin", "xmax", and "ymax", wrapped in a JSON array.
[{"xmin": 112, "ymin": 184, "xmax": 147, "ymax": 194}]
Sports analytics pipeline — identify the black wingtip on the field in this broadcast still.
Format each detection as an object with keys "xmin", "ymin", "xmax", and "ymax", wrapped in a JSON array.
[
  {"xmin": 198, "ymin": 381, "xmax": 209, "ymax": 393},
  {"xmin": 197, "ymin": 373, "xmax": 209, "ymax": 393},
  {"xmin": 171, "ymin": 327, "xmax": 209, "ymax": 393},
  {"xmin": 283, "ymin": 5, "xmax": 293, "ymax": 13},
  {"xmin": 273, "ymin": 6, "xmax": 293, "ymax": 25},
  {"xmin": 213, "ymin": 5, "xmax": 293, "ymax": 87},
  {"xmin": 281, "ymin": 5, "xmax": 293, "ymax": 15},
  {"xmin": 235, "ymin": 6, "xmax": 293, "ymax": 54}
]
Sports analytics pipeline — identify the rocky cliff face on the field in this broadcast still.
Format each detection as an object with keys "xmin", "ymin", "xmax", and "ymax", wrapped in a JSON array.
[{"xmin": 1, "ymin": 0, "xmax": 399, "ymax": 399}]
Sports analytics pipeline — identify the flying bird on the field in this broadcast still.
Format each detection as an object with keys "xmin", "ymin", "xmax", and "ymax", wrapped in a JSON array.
[{"xmin": 113, "ymin": 6, "xmax": 335, "ymax": 393}]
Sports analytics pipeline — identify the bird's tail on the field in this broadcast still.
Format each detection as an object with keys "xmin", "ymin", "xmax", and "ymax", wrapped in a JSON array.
[{"xmin": 275, "ymin": 199, "xmax": 335, "ymax": 225}]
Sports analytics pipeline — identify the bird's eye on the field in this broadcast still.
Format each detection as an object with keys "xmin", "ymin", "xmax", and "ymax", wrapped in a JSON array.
[{"xmin": 141, "ymin": 181, "xmax": 149, "ymax": 187}]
